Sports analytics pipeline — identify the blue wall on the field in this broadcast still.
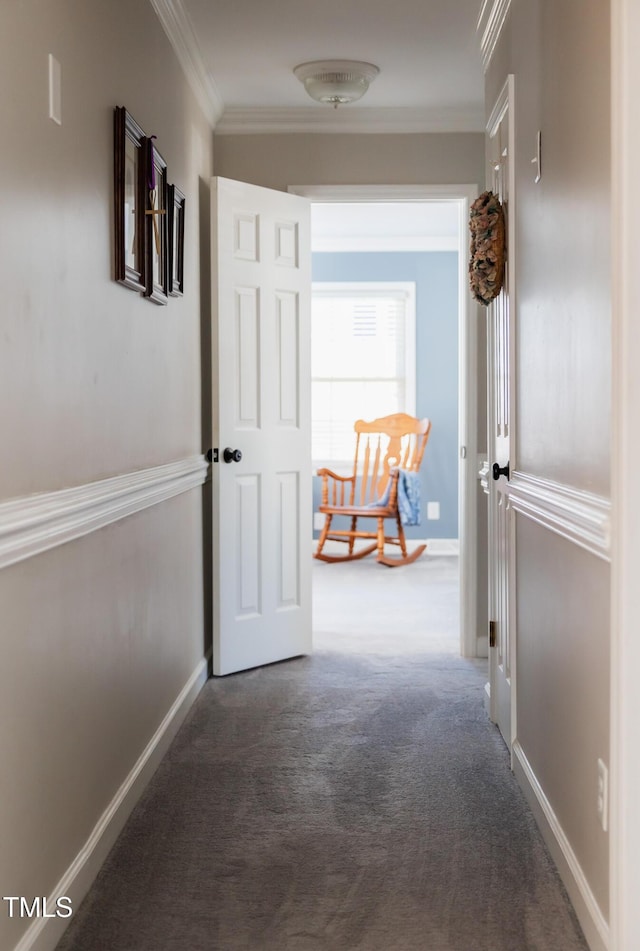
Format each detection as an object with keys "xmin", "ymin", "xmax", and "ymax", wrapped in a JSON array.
[{"xmin": 312, "ymin": 251, "xmax": 459, "ymax": 540}]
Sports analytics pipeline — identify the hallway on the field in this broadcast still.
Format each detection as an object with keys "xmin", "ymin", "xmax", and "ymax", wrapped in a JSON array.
[{"xmin": 55, "ymin": 556, "xmax": 586, "ymax": 950}]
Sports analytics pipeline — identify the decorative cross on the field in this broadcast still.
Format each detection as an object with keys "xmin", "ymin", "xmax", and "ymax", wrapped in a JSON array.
[
  {"xmin": 145, "ymin": 191, "xmax": 165, "ymax": 255},
  {"xmin": 145, "ymin": 136, "xmax": 165, "ymax": 255}
]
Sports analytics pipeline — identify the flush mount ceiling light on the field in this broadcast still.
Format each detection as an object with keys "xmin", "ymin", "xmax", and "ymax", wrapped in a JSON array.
[{"xmin": 293, "ymin": 60, "xmax": 380, "ymax": 108}]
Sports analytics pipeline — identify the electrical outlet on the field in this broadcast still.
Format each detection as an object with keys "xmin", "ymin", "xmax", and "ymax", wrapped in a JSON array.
[
  {"xmin": 313, "ymin": 513, "xmax": 325, "ymax": 531},
  {"xmin": 427, "ymin": 501, "xmax": 440, "ymax": 520},
  {"xmin": 597, "ymin": 758, "xmax": 608, "ymax": 832}
]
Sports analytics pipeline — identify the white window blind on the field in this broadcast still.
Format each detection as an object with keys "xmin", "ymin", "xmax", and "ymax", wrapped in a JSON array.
[{"xmin": 312, "ymin": 282, "xmax": 416, "ymax": 464}]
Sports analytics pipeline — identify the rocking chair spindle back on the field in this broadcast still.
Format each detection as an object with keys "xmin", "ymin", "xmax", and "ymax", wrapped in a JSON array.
[{"xmin": 315, "ymin": 413, "xmax": 432, "ymax": 567}]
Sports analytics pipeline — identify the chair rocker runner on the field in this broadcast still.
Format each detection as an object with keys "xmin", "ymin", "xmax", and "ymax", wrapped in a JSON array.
[{"xmin": 314, "ymin": 413, "xmax": 432, "ymax": 567}]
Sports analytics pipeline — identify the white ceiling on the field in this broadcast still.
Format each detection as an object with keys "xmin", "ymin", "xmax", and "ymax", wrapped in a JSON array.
[{"xmin": 156, "ymin": 0, "xmax": 486, "ymax": 134}]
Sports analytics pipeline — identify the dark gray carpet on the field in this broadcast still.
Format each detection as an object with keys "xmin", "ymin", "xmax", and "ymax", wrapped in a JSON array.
[{"xmin": 56, "ymin": 556, "xmax": 587, "ymax": 951}]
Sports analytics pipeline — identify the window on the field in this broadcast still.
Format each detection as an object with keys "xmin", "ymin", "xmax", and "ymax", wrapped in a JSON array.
[{"xmin": 311, "ymin": 282, "xmax": 416, "ymax": 465}]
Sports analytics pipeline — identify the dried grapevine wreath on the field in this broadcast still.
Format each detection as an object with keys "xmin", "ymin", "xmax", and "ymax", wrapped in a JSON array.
[{"xmin": 468, "ymin": 190, "xmax": 506, "ymax": 305}]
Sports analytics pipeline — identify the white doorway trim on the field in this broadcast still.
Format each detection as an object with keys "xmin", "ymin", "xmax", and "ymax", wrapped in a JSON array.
[
  {"xmin": 289, "ymin": 183, "xmax": 480, "ymax": 658},
  {"xmin": 611, "ymin": 0, "xmax": 640, "ymax": 946}
]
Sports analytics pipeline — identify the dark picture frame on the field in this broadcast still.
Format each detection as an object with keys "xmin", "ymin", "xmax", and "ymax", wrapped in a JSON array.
[
  {"xmin": 168, "ymin": 185, "xmax": 185, "ymax": 297},
  {"xmin": 114, "ymin": 107, "xmax": 146, "ymax": 292},
  {"xmin": 144, "ymin": 137, "xmax": 169, "ymax": 305}
]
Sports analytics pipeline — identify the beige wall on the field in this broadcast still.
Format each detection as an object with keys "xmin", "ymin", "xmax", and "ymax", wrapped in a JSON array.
[
  {"xmin": 213, "ymin": 132, "xmax": 485, "ymax": 192},
  {"xmin": 0, "ymin": 1, "xmax": 213, "ymax": 947},
  {"xmin": 486, "ymin": 0, "xmax": 611, "ymax": 924},
  {"xmin": 0, "ymin": 1, "xmax": 213, "ymax": 497},
  {"xmin": 516, "ymin": 520, "xmax": 610, "ymax": 914},
  {"xmin": 486, "ymin": 0, "xmax": 610, "ymax": 494}
]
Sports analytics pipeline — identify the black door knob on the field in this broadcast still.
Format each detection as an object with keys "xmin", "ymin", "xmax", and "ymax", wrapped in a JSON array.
[
  {"xmin": 223, "ymin": 447, "xmax": 242, "ymax": 463},
  {"xmin": 492, "ymin": 461, "xmax": 510, "ymax": 481}
]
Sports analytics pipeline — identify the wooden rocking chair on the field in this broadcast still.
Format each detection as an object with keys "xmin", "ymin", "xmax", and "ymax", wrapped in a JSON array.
[{"xmin": 314, "ymin": 413, "xmax": 432, "ymax": 567}]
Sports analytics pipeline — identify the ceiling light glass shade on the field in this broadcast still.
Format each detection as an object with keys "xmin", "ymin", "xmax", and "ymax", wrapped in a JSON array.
[{"xmin": 293, "ymin": 60, "xmax": 380, "ymax": 107}]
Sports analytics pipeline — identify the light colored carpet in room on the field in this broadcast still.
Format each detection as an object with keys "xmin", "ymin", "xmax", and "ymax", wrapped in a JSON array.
[{"xmin": 55, "ymin": 553, "xmax": 588, "ymax": 951}]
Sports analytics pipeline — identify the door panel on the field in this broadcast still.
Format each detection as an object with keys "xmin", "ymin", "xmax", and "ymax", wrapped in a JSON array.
[
  {"xmin": 236, "ymin": 474, "xmax": 261, "ymax": 618},
  {"xmin": 277, "ymin": 471, "xmax": 300, "ymax": 607},
  {"xmin": 236, "ymin": 287, "xmax": 260, "ymax": 427},
  {"xmin": 211, "ymin": 177, "xmax": 311, "ymax": 676},
  {"xmin": 276, "ymin": 292, "xmax": 300, "ymax": 426}
]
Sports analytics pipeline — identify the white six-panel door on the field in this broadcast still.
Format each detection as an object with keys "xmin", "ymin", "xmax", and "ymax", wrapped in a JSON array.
[{"xmin": 211, "ymin": 177, "xmax": 311, "ymax": 676}]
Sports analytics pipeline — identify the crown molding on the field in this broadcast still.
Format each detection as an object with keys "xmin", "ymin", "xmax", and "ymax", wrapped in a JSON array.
[
  {"xmin": 477, "ymin": 0, "xmax": 512, "ymax": 73},
  {"xmin": 148, "ymin": 0, "xmax": 224, "ymax": 127},
  {"xmin": 215, "ymin": 106, "xmax": 485, "ymax": 136}
]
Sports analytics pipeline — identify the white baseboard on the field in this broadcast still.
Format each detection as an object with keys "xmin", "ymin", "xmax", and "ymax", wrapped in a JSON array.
[
  {"xmin": 513, "ymin": 740, "xmax": 610, "ymax": 951},
  {"xmin": 425, "ymin": 538, "xmax": 459, "ymax": 556},
  {"xmin": 311, "ymin": 537, "xmax": 459, "ymax": 557},
  {"xmin": 12, "ymin": 655, "xmax": 210, "ymax": 951}
]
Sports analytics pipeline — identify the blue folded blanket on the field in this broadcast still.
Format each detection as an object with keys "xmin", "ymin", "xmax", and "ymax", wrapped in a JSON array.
[{"xmin": 368, "ymin": 469, "xmax": 422, "ymax": 526}]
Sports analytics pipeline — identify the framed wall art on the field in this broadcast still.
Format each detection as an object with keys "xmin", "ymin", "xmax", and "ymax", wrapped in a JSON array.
[
  {"xmin": 168, "ymin": 185, "xmax": 185, "ymax": 297},
  {"xmin": 144, "ymin": 136, "xmax": 169, "ymax": 305},
  {"xmin": 114, "ymin": 107, "xmax": 146, "ymax": 292}
]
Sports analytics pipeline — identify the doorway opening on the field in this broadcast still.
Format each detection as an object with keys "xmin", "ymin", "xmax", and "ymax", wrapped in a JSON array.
[{"xmin": 290, "ymin": 185, "xmax": 480, "ymax": 660}]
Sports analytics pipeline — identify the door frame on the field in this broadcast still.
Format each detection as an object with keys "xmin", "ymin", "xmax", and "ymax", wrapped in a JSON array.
[
  {"xmin": 611, "ymin": 0, "xmax": 640, "ymax": 944},
  {"xmin": 289, "ymin": 183, "xmax": 480, "ymax": 658},
  {"xmin": 486, "ymin": 75, "xmax": 517, "ymax": 749}
]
